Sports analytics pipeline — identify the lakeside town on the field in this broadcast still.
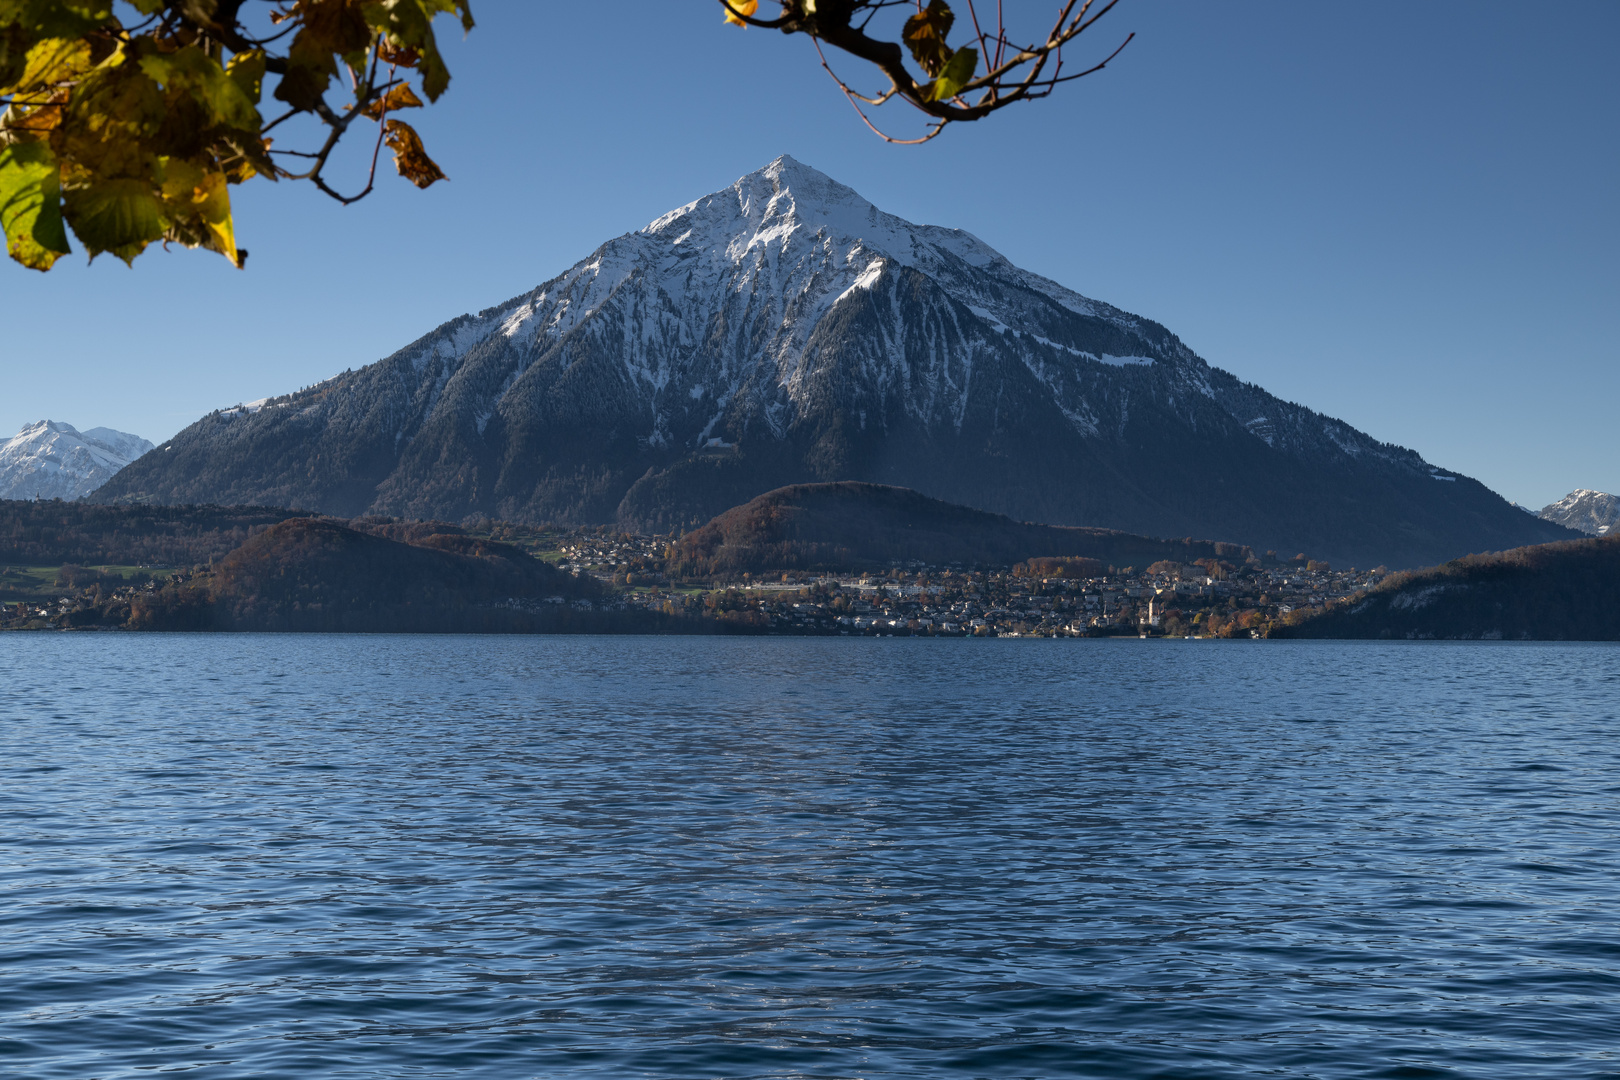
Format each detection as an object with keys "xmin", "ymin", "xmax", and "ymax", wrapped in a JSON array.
[
  {"xmin": 2, "ymin": 522, "xmax": 1385, "ymax": 637},
  {"xmin": 498, "ymin": 527, "xmax": 1384, "ymax": 638}
]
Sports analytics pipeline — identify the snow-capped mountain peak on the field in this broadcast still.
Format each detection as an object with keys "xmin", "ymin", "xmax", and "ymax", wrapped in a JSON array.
[
  {"xmin": 0, "ymin": 420, "xmax": 154, "ymax": 501},
  {"xmin": 94, "ymin": 157, "xmax": 1575, "ymax": 568},
  {"xmin": 1539, "ymin": 489, "xmax": 1618, "ymax": 536}
]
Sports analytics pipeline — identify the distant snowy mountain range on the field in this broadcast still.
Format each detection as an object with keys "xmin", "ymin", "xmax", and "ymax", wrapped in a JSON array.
[
  {"xmin": 1540, "ymin": 489, "xmax": 1618, "ymax": 536},
  {"xmin": 0, "ymin": 421, "xmax": 153, "ymax": 501},
  {"xmin": 96, "ymin": 156, "xmax": 1576, "ymax": 568}
]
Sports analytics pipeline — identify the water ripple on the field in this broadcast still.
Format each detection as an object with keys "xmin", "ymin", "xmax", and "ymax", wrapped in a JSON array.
[{"xmin": 1, "ymin": 636, "xmax": 1618, "ymax": 1078}]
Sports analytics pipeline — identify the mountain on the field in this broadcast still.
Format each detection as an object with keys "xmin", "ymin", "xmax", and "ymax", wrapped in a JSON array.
[
  {"xmin": 1273, "ymin": 534, "xmax": 1620, "ymax": 640},
  {"xmin": 94, "ymin": 156, "xmax": 1575, "ymax": 569},
  {"xmin": 0, "ymin": 421, "xmax": 153, "ymax": 500},
  {"xmin": 1539, "ymin": 489, "xmax": 1618, "ymax": 536},
  {"xmin": 668, "ymin": 482, "xmax": 1250, "ymax": 577}
]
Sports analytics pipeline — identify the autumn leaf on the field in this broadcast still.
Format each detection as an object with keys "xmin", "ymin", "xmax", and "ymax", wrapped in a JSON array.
[
  {"xmin": 225, "ymin": 47, "xmax": 266, "ymax": 104},
  {"xmin": 157, "ymin": 155, "xmax": 241, "ymax": 266},
  {"xmin": 722, "ymin": 0, "xmax": 758, "ymax": 28},
  {"xmin": 361, "ymin": 0, "xmax": 460, "ymax": 101},
  {"xmin": 2, "ymin": 0, "xmax": 115, "ymax": 40},
  {"xmin": 383, "ymin": 118, "xmax": 445, "ymax": 188},
  {"xmin": 362, "ymin": 81, "xmax": 424, "ymax": 118},
  {"xmin": 10, "ymin": 36, "xmax": 93, "ymax": 94},
  {"xmin": 54, "ymin": 57, "xmax": 167, "ymax": 180},
  {"xmin": 902, "ymin": 0, "xmax": 954, "ymax": 77},
  {"xmin": 140, "ymin": 46, "xmax": 260, "ymax": 131},
  {"xmin": 376, "ymin": 38, "xmax": 418, "ymax": 67},
  {"xmin": 0, "ymin": 139, "xmax": 72, "ymax": 270},
  {"xmin": 62, "ymin": 175, "xmax": 165, "ymax": 265},
  {"xmin": 0, "ymin": 0, "xmax": 473, "ymax": 271}
]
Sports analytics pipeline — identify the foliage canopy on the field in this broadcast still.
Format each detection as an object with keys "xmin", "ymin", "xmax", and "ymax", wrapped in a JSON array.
[{"xmin": 0, "ymin": 0, "xmax": 471, "ymax": 271}]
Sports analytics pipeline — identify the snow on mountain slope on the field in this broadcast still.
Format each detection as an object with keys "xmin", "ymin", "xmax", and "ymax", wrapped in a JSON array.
[
  {"xmin": 1540, "ymin": 489, "xmax": 1618, "ymax": 536},
  {"xmin": 346, "ymin": 155, "xmax": 1420, "ymax": 468},
  {"xmin": 0, "ymin": 421, "xmax": 154, "ymax": 501},
  {"xmin": 94, "ymin": 156, "xmax": 1576, "ymax": 568}
]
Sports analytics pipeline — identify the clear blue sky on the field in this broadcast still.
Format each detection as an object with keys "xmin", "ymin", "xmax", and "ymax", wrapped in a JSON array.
[{"xmin": 3, "ymin": 1, "xmax": 1615, "ymax": 509}]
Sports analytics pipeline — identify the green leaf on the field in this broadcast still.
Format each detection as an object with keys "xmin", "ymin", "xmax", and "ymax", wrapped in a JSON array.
[
  {"xmin": 63, "ymin": 176, "xmax": 164, "ymax": 264},
  {"xmin": 226, "ymin": 47, "xmax": 266, "ymax": 104},
  {"xmin": 273, "ymin": 31, "xmax": 338, "ymax": 112},
  {"xmin": 140, "ymin": 46, "xmax": 259, "ymax": 131},
  {"xmin": 0, "ymin": 139, "xmax": 71, "ymax": 270},
  {"xmin": 0, "ymin": 23, "xmax": 31, "ymax": 91},
  {"xmin": 928, "ymin": 45, "xmax": 977, "ymax": 101},
  {"xmin": 0, "ymin": 0, "xmax": 113, "ymax": 39},
  {"xmin": 361, "ymin": 0, "xmax": 453, "ymax": 100}
]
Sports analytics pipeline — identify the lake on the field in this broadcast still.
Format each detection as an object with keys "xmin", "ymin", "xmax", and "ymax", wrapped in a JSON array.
[{"xmin": 2, "ymin": 636, "xmax": 1618, "ymax": 1079}]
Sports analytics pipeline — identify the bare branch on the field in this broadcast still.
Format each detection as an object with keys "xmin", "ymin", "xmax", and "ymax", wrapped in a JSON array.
[{"xmin": 724, "ymin": 0, "xmax": 1133, "ymax": 142}]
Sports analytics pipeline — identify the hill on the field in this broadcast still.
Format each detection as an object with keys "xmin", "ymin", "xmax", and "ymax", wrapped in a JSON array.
[
  {"xmin": 668, "ymin": 482, "xmax": 1252, "ymax": 577},
  {"xmin": 91, "ymin": 158, "xmax": 1573, "ymax": 570},
  {"xmin": 126, "ymin": 518, "xmax": 640, "ymax": 633},
  {"xmin": 1272, "ymin": 534, "xmax": 1620, "ymax": 640}
]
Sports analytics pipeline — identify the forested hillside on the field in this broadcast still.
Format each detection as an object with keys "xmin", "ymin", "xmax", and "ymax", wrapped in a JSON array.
[
  {"xmin": 668, "ymin": 482, "xmax": 1252, "ymax": 577},
  {"xmin": 1274, "ymin": 535, "xmax": 1620, "ymax": 640},
  {"xmin": 1, "ymin": 500, "xmax": 304, "ymax": 567},
  {"xmin": 124, "ymin": 519, "xmax": 643, "ymax": 633}
]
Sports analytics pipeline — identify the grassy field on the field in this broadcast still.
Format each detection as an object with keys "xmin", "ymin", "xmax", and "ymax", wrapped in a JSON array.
[{"xmin": 0, "ymin": 565, "xmax": 175, "ymax": 601}]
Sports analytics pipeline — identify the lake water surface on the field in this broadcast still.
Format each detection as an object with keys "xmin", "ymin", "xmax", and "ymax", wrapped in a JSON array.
[{"xmin": 2, "ymin": 636, "xmax": 1618, "ymax": 1079}]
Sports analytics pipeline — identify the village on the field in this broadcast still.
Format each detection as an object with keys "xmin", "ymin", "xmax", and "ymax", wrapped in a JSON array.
[{"xmin": 517, "ymin": 528, "xmax": 1388, "ymax": 638}]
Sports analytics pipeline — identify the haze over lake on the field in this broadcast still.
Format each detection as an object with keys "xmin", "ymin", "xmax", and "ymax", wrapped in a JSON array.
[{"xmin": 3, "ymin": 636, "xmax": 1618, "ymax": 1079}]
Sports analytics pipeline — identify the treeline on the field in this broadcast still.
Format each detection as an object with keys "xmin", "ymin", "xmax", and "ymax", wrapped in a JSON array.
[
  {"xmin": 0, "ymin": 500, "xmax": 305, "ymax": 567},
  {"xmin": 669, "ymin": 482, "xmax": 1252, "ymax": 577},
  {"xmin": 1274, "ymin": 534, "xmax": 1620, "ymax": 640}
]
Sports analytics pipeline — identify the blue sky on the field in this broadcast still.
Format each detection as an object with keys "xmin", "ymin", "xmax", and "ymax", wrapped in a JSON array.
[{"xmin": 3, "ymin": 1, "xmax": 1615, "ymax": 509}]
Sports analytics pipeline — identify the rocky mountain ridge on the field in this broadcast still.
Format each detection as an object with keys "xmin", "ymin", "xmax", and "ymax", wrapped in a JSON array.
[
  {"xmin": 95, "ymin": 156, "xmax": 1574, "ymax": 569},
  {"xmin": 1539, "ymin": 489, "xmax": 1617, "ymax": 536}
]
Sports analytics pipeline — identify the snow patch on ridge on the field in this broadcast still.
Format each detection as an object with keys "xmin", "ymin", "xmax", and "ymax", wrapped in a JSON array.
[
  {"xmin": 835, "ymin": 258, "xmax": 886, "ymax": 305},
  {"xmin": 221, "ymin": 397, "xmax": 272, "ymax": 418}
]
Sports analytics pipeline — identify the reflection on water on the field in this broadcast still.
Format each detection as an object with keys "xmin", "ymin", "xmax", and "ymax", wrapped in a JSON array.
[{"xmin": 2, "ymin": 636, "xmax": 1618, "ymax": 1078}]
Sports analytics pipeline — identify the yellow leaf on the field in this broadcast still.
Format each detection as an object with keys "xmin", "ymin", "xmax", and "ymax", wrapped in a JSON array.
[
  {"xmin": 191, "ymin": 170, "xmax": 240, "ymax": 267},
  {"xmin": 722, "ymin": 0, "xmax": 758, "ymax": 27},
  {"xmin": 156, "ymin": 157, "xmax": 242, "ymax": 266},
  {"xmin": 10, "ymin": 37, "xmax": 92, "ymax": 94}
]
